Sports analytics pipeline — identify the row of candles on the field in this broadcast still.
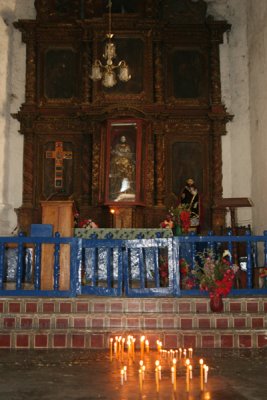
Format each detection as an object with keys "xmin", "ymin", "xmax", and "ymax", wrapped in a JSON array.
[{"xmin": 110, "ymin": 335, "xmax": 209, "ymax": 393}]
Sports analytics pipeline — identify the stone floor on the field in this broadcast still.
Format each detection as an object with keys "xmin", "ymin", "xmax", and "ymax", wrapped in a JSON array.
[{"xmin": 0, "ymin": 348, "xmax": 266, "ymax": 400}]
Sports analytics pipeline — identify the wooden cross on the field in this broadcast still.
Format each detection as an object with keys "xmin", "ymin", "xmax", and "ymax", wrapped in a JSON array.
[{"xmin": 46, "ymin": 141, "xmax": 72, "ymax": 189}]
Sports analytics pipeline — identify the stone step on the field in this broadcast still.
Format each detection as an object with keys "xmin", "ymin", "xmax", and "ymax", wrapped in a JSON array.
[
  {"xmin": 1, "ymin": 312, "xmax": 266, "ymax": 330},
  {"xmin": 0, "ymin": 296, "xmax": 266, "ymax": 349},
  {"xmin": 0, "ymin": 296, "xmax": 266, "ymax": 314},
  {"xmin": 0, "ymin": 328, "xmax": 266, "ymax": 349}
]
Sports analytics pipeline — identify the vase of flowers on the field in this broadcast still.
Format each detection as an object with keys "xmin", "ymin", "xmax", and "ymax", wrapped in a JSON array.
[{"xmin": 194, "ymin": 250, "xmax": 238, "ymax": 312}]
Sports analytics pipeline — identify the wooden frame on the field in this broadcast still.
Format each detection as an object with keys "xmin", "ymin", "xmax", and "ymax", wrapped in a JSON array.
[{"xmin": 105, "ymin": 119, "xmax": 143, "ymax": 205}]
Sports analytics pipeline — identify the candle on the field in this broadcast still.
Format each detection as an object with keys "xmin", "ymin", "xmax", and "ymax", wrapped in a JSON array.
[
  {"xmin": 171, "ymin": 366, "xmax": 174, "ymax": 384},
  {"xmin": 123, "ymin": 365, "xmax": 127, "ymax": 381},
  {"xmin": 183, "ymin": 349, "xmax": 187, "ymax": 358},
  {"xmin": 120, "ymin": 368, "xmax": 124, "ymax": 385},
  {"xmin": 186, "ymin": 363, "xmax": 190, "ymax": 392},
  {"xmin": 178, "ymin": 347, "xmax": 182, "ymax": 360},
  {"xmin": 158, "ymin": 365, "xmax": 162, "ymax": 380},
  {"xmin": 172, "ymin": 358, "xmax": 177, "ymax": 377},
  {"xmin": 204, "ymin": 365, "xmax": 209, "ymax": 383},
  {"xmin": 188, "ymin": 347, "xmax": 193, "ymax": 358},
  {"xmin": 139, "ymin": 368, "xmax": 143, "ymax": 391},
  {"xmin": 109, "ymin": 338, "xmax": 113, "ymax": 360},
  {"xmin": 142, "ymin": 365, "xmax": 146, "ymax": 380},
  {"xmin": 199, "ymin": 359, "xmax": 204, "ymax": 391},
  {"xmin": 145, "ymin": 339, "xmax": 149, "ymax": 353},
  {"xmin": 155, "ymin": 366, "xmax": 160, "ymax": 392},
  {"xmin": 189, "ymin": 364, "xmax": 193, "ymax": 379},
  {"xmin": 140, "ymin": 336, "xmax": 145, "ymax": 359}
]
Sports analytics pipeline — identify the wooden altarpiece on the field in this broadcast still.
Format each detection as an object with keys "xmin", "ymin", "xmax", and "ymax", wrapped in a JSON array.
[{"xmin": 13, "ymin": 0, "xmax": 232, "ymax": 234}]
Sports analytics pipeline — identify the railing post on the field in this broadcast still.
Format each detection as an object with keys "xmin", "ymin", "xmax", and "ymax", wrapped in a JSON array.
[
  {"xmin": 246, "ymin": 230, "xmax": 252, "ymax": 289},
  {"xmin": 16, "ymin": 232, "xmax": 25, "ymax": 290},
  {"xmin": 264, "ymin": 231, "xmax": 267, "ymax": 267},
  {"xmin": 207, "ymin": 231, "xmax": 215, "ymax": 254},
  {"xmin": 53, "ymin": 232, "xmax": 60, "ymax": 290},
  {"xmin": 34, "ymin": 243, "xmax": 41, "ymax": 290},
  {"xmin": 227, "ymin": 230, "xmax": 233, "ymax": 264},
  {"xmin": 0, "ymin": 242, "xmax": 4, "ymax": 289}
]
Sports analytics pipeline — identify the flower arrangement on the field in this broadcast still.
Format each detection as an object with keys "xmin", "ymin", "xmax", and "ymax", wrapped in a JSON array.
[
  {"xmin": 159, "ymin": 254, "xmax": 169, "ymax": 287},
  {"xmin": 77, "ymin": 218, "xmax": 98, "ymax": 229},
  {"xmin": 160, "ymin": 204, "xmax": 191, "ymax": 234},
  {"xmin": 179, "ymin": 258, "xmax": 196, "ymax": 289},
  {"xmin": 74, "ymin": 212, "xmax": 98, "ymax": 229},
  {"xmin": 193, "ymin": 250, "xmax": 238, "ymax": 298}
]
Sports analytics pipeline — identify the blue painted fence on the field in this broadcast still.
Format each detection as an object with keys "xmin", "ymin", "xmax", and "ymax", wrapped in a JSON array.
[{"xmin": 0, "ymin": 231, "xmax": 266, "ymax": 297}]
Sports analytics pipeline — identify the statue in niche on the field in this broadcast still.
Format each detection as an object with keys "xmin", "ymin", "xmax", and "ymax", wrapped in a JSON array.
[
  {"xmin": 180, "ymin": 178, "xmax": 200, "ymax": 229},
  {"xmin": 109, "ymin": 135, "xmax": 136, "ymax": 202}
]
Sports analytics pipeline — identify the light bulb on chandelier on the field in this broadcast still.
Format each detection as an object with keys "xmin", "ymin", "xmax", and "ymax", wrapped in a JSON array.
[{"xmin": 90, "ymin": 0, "xmax": 131, "ymax": 88}]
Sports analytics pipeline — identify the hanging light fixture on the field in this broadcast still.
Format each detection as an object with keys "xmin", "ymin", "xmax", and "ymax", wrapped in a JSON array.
[{"xmin": 90, "ymin": 0, "xmax": 131, "ymax": 88}]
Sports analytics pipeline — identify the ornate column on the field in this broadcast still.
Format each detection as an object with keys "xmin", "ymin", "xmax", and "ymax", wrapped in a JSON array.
[
  {"xmin": 153, "ymin": 39, "xmax": 164, "ymax": 104},
  {"xmin": 81, "ymin": 26, "xmax": 91, "ymax": 104},
  {"xmin": 154, "ymin": 125, "xmax": 165, "ymax": 207}
]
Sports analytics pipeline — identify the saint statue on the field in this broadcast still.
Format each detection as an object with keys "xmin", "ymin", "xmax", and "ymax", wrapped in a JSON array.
[
  {"xmin": 180, "ymin": 178, "xmax": 200, "ymax": 229},
  {"xmin": 109, "ymin": 135, "xmax": 135, "ymax": 202}
]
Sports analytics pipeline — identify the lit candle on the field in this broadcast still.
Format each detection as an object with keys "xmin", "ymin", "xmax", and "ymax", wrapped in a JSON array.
[
  {"xmin": 140, "ymin": 336, "xmax": 145, "ymax": 360},
  {"xmin": 188, "ymin": 347, "xmax": 193, "ymax": 358},
  {"xmin": 158, "ymin": 365, "xmax": 162, "ymax": 380},
  {"xmin": 179, "ymin": 347, "xmax": 182, "ymax": 359},
  {"xmin": 120, "ymin": 368, "xmax": 124, "ymax": 385},
  {"xmin": 183, "ymin": 349, "xmax": 187, "ymax": 358},
  {"xmin": 139, "ymin": 368, "xmax": 143, "ymax": 391},
  {"xmin": 109, "ymin": 338, "xmax": 113, "ymax": 360},
  {"xmin": 142, "ymin": 365, "xmax": 146, "ymax": 380},
  {"xmin": 155, "ymin": 365, "xmax": 160, "ymax": 392},
  {"xmin": 204, "ymin": 365, "xmax": 209, "ymax": 383},
  {"xmin": 189, "ymin": 364, "xmax": 193, "ymax": 379},
  {"xmin": 186, "ymin": 363, "xmax": 190, "ymax": 392},
  {"xmin": 199, "ymin": 359, "xmax": 204, "ymax": 391},
  {"xmin": 172, "ymin": 358, "xmax": 177, "ymax": 377},
  {"xmin": 145, "ymin": 339, "xmax": 149, "ymax": 353},
  {"xmin": 123, "ymin": 365, "xmax": 127, "ymax": 381}
]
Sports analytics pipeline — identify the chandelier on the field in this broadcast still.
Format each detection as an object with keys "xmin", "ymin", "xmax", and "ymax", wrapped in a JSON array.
[{"xmin": 90, "ymin": 0, "xmax": 131, "ymax": 88}]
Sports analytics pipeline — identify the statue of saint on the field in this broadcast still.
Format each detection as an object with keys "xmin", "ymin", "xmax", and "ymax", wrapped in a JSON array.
[
  {"xmin": 180, "ymin": 178, "xmax": 200, "ymax": 228},
  {"xmin": 109, "ymin": 135, "xmax": 135, "ymax": 202}
]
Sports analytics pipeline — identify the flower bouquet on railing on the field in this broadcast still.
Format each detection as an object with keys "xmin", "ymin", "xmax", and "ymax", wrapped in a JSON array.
[
  {"xmin": 193, "ymin": 250, "xmax": 239, "ymax": 312},
  {"xmin": 74, "ymin": 212, "xmax": 98, "ymax": 229},
  {"xmin": 179, "ymin": 258, "xmax": 196, "ymax": 289}
]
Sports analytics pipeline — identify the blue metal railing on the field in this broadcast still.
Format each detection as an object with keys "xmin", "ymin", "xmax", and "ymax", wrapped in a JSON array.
[{"xmin": 0, "ymin": 231, "xmax": 266, "ymax": 297}]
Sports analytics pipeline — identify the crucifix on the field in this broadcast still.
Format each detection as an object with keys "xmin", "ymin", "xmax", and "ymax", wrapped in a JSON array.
[{"xmin": 46, "ymin": 141, "xmax": 72, "ymax": 189}]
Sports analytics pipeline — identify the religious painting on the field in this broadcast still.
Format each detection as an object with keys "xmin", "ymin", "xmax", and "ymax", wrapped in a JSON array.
[
  {"xmin": 43, "ymin": 141, "xmax": 74, "ymax": 200},
  {"xmin": 44, "ymin": 49, "xmax": 78, "ymax": 99},
  {"xmin": 105, "ymin": 120, "xmax": 142, "ymax": 204},
  {"xmin": 169, "ymin": 49, "xmax": 206, "ymax": 99}
]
